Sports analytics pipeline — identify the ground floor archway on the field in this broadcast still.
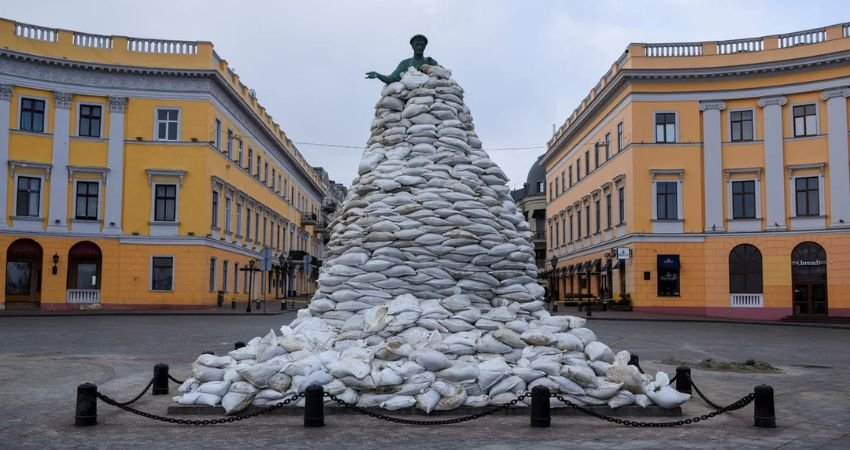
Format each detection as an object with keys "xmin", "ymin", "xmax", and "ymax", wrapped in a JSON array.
[{"xmin": 5, "ymin": 238, "xmax": 43, "ymax": 306}]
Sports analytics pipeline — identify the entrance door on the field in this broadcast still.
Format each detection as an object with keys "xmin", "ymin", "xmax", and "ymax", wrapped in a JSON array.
[
  {"xmin": 791, "ymin": 242, "xmax": 828, "ymax": 316},
  {"xmin": 5, "ymin": 238, "xmax": 43, "ymax": 306}
]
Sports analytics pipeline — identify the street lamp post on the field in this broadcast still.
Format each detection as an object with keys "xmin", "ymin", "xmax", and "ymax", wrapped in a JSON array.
[
  {"xmin": 549, "ymin": 256, "xmax": 558, "ymax": 313},
  {"xmin": 239, "ymin": 260, "xmax": 260, "ymax": 313}
]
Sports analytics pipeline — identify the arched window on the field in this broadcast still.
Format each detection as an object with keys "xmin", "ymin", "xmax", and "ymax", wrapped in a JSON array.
[{"xmin": 729, "ymin": 244, "xmax": 763, "ymax": 294}]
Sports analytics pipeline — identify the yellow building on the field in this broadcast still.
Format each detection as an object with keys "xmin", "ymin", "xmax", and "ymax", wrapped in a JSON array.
[
  {"xmin": 542, "ymin": 23, "xmax": 850, "ymax": 320},
  {"xmin": 0, "ymin": 18, "xmax": 337, "ymax": 310}
]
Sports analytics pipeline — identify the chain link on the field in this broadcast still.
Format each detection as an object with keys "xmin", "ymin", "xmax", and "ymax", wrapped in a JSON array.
[
  {"xmin": 551, "ymin": 392, "xmax": 754, "ymax": 427},
  {"xmin": 111, "ymin": 377, "xmax": 155, "ymax": 406},
  {"xmin": 168, "ymin": 374, "xmax": 185, "ymax": 385},
  {"xmin": 97, "ymin": 392, "xmax": 303, "ymax": 425},
  {"xmin": 687, "ymin": 375, "xmax": 723, "ymax": 410},
  {"xmin": 323, "ymin": 391, "xmax": 529, "ymax": 425}
]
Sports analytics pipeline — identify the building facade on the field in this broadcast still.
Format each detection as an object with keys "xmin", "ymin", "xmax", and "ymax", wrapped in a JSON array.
[
  {"xmin": 543, "ymin": 23, "xmax": 850, "ymax": 320},
  {"xmin": 510, "ymin": 159, "xmax": 547, "ymax": 274},
  {"xmin": 0, "ymin": 18, "xmax": 336, "ymax": 310}
]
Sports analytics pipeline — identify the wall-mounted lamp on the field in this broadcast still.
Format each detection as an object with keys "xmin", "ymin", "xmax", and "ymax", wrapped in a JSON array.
[{"xmin": 52, "ymin": 252, "xmax": 59, "ymax": 275}]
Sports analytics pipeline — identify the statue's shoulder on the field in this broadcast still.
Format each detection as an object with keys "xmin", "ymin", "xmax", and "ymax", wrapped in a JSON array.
[{"xmin": 426, "ymin": 56, "xmax": 439, "ymax": 64}]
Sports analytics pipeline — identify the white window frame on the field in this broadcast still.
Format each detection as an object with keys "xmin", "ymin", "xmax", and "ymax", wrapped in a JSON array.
[
  {"xmin": 617, "ymin": 121, "xmax": 624, "ymax": 152},
  {"xmin": 724, "ymin": 168, "xmax": 762, "ymax": 232},
  {"xmin": 17, "ymin": 95, "xmax": 49, "ymax": 134},
  {"xmin": 234, "ymin": 262, "xmax": 240, "ymax": 293},
  {"xmin": 650, "ymin": 169, "xmax": 684, "ymax": 233},
  {"xmin": 153, "ymin": 107, "xmax": 181, "ymax": 142},
  {"xmin": 211, "ymin": 189, "xmax": 220, "ymax": 229},
  {"xmin": 237, "ymin": 139, "xmax": 244, "ymax": 166},
  {"xmin": 76, "ymin": 101, "xmax": 105, "ymax": 138},
  {"xmin": 150, "ymin": 255, "xmax": 175, "ymax": 292},
  {"xmin": 789, "ymin": 102, "xmax": 820, "ymax": 138},
  {"xmin": 224, "ymin": 196, "xmax": 232, "ymax": 234},
  {"xmin": 73, "ymin": 179, "xmax": 102, "ymax": 221},
  {"xmin": 222, "ymin": 260, "xmax": 229, "ymax": 292},
  {"xmin": 727, "ymin": 108, "xmax": 757, "ymax": 143},
  {"xmin": 215, "ymin": 119, "xmax": 223, "ymax": 151},
  {"xmin": 787, "ymin": 164, "xmax": 826, "ymax": 231},
  {"xmin": 652, "ymin": 110, "xmax": 679, "ymax": 144},
  {"xmin": 151, "ymin": 182, "xmax": 180, "ymax": 223},
  {"xmin": 235, "ymin": 201, "xmax": 243, "ymax": 237},
  {"xmin": 13, "ymin": 173, "xmax": 46, "ymax": 220}
]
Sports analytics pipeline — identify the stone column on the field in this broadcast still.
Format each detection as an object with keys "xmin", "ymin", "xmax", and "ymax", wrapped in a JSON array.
[
  {"xmin": 46, "ymin": 91, "xmax": 72, "ymax": 233},
  {"xmin": 103, "ymin": 97, "xmax": 127, "ymax": 235},
  {"xmin": 822, "ymin": 88, "xmax": 850, "ymax": 227},
  {"xmin": 0, "ymin": 85, "xmax": 13, "ymax": 230},
  {"xmin": 758, "ymin": 96, "xmax": 787, "ymax": 230},
  {"xmin": 699, "ymin": 101, "xmax": 725, "ymax": 232}
]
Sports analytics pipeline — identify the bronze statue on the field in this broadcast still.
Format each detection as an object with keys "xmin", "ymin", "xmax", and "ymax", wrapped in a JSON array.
[{"xmin": 366, "ymin": 34, "xmax": 438, "ymax": 84}]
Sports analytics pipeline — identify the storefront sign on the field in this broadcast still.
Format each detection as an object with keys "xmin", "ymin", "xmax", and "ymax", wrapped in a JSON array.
[
  {"xmin": 617, "ymin": 248, "xmax": 631, "ymax": 260},
  {"xmin": 791, "ymin": 260, "xmax": 827, "ymax": 266}
]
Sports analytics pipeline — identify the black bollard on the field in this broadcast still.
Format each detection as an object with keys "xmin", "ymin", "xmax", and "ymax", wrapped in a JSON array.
[
  {"xmin": 552, "ymin": 300, "xmax": 559, "ymax": 313},
  {"xmin": 675, "ymin": 367, "xmax": 692, "ymax": 395},
  {"xmin": 234, "ymin": 341, "xmax": 246, "ymax": 350},
  {"xmin": 304, "ymin": 384, "xmax": 325, "ymax": 427},
  {"xmin": 75, "ymin": 383, "xmax": 98, "ymax": 426},
  {"xmin": 530, "ymin": 386, "xmax": 551, "ymax": 428},
  {"xmin": 281, "ymin": 300, "xmax": 287, "ymax": 310},
  {"xmin": 153, "ymin": 363, "xmax": 169, "ymax": 395},
  {"xmin": 753, "ymin": 385, "xmax": 776, "ymax": 428},
  {"xmin": 586, "ymin": 299, "xmax": 592, "ymax": 317},
  {"xmin": 628, "ymin": 353, "xmax": 645, "ymax": 374},
  {"xmin": 231, "ymin": 300, "xmax": 236, "ymax": 309}
]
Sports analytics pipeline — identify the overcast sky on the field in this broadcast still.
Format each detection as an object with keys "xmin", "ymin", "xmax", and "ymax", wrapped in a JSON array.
[{"xmin": 5, "ymin": 1, "xmax": 847, "ymax": 189}]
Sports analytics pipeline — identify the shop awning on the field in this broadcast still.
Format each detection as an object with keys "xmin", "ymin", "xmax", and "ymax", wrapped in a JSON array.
[{"xmin": 658, "ymin": 255, "xmax": 681, "ymax": 269}]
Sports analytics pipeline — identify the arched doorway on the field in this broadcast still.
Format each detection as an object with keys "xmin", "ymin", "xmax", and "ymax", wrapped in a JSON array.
[
  {"xmin": 66, "ymin": 241, "xmax": 102, "ymax": 304},
  {"xmin": 5, "ymin": 238, "xmax": 43, "ymax": 306},
  {"xmin": 729, "ymin": 244, "xmax": 763, "ymax": 306},
  {"xmin": 791, "ymin": 242, "xmax": 828, "ymax": 316}
]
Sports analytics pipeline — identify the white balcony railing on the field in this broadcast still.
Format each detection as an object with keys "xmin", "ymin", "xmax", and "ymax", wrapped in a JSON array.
[
  {"xmin": 717, "ymin": 37, "xmax": 764, "ymax": 54},
  {"xmin": 730, "ymin": 293, "xmax": 763, "ymax": 308},
  {"xmin": 645, "ymin": 43, "xmax": 703, "ymax": 57},
  {"xmin": 14, "ymin": 22, "xmax": 58, "ymax": 42},
  {"xmin": 67, "ymin": 289, "xmax": 100, "ymax": 304},
  {"xmin": 127, "ymin": 38, "xmax": 198, "ymax": 55},
  {"xmin": 73, "ymin": 32, "xmax": 113, "ymax": 49},
  {"xmin": 778, "ymin": 28, "xmax": 826, "ymax": 48}
]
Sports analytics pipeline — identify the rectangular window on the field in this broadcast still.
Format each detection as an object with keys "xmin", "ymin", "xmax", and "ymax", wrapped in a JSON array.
[
  {"xmin": 569, "ymin": 215, "xmax": 574, "ymax": 243},
  {"xmin": 617, "ymin": 122, "xmax": 624, "ymax": 152},
  {"xmin": 246, "ymin": 207, "xmax": 252, "ymax": 240},
  {"xmin": 255, "ymin": 212, "xmax": 260, "ymax": 242},
  {"xmin": 554, "ymin": 222, "xmax": 560, "ymax": 247},
  {"xmin": 20, "ymin": 98, "xmax": 45, "ymax": 132},
  {"xmin": 577, "ymin": 210, "xmax": 582, "ymax": 238},
  {"xmin": 216, "ymin": 121, "xmax": 224, "ymax": 151},
  {"xmin": 236, "ymin": 203, "xmax": 242, "ymax": 236},
  {"xmin": 594, "ymin": 144, "xmax": 600, "ymax": 169},
  {"xmin": 272, "ymin": 169, "xmax": 276, "ymax": 191},
  {"xmin": 211, "ymin": 191, "xmax": 219, "ymax": 228},
  {"xmin": 209, "ymin": 258, "xmax": 217, "ymax": 292},
  {"xmin": 549, "ymin": 182, "xmax": 553, "ymax": 201},
  {"xmin": 555, "ymin": 176, "xmax": 560, "ymax": 196},
  {"xmin": 585, "ymin": 151, "xmax": 590, "ymax": 174},
  {"xmin": 222, "ymin": 261, "xmax": 229, "ymax": 292},
  {"xmin": 594, "ymin": 200, "xmax": 601, "ymax": 233},
  {"xmin": 75, "ymin": 181, "xmax": 99, "ymax": 220},
  {"xmin": 605, "ymin": 193, "xmax": 612, "ymax": 229},
  {"xmin": 604, "ymin": 132, "xmax": 611, "ymax": 160},
  {"xmin": 655, "ymin": 112, "xmax": 676, "ymax": 143},
  {"xmin": 731, "ymin": 180, "xmax": 756, "ymax": 219},
  {"xmin": 79, "ymin": 105, "xmax": 102, "ymax": 137},
  {"xmin": 154, "ymin": 184, "xmax": 177, "ymax": 222},
  {"xmin": 576, "ymin": 158, "xmax": 581, "ymax": 181},
  {"xmin": 16, "ymin": 176, "xmax": 41, "ymax": 217},
  {"xmin": 225, "ymin": 128, "xmax": 232, "ymax": 156},
  {"xmin": 656, "ymin": 181, "xmax": 678, "ymax": 220},
  {"xmin": 263, "ymin": 217, "xmax": 268, "ymax": 246},
  {"xmin": 248, "ymin": 148, "xmax": 254, "ymax": 172},
  {"xmin": 657, "ymin": 255, "xmax": 680, "ymax": 297},
  {"xmin": 225, "ymin": 197, "xmax": 232, "ymax": 233},
  {"xmin": 618, "ymin": 187, "xmax": 625, "ymax": 225},
  {"xmin": 264, "ymin": 162, "xmax": 269, "ymax": 184},
  {"xmin": 278, "ymin": 175, "xmax": 282, "ymax": 194},
  {"xmin": 730, "ymin": 110, "xmax": 754, "ymax": 142},
  {"xmin": 561, "ymin": 171, "xmax": 565, "ymax": 192},
  {"xmin": 277, "ymin": 223, "xmax": 282, "ymax": 250},
  {"xmin": 795, "ymin": 176, "xmax": 820, "ymax": 216},
  {"xmin": 585, "ymin": 205, "xmax": 590, "ymax": 236},
  {"xmin": 151, "ymin": 256, "xmax": 174, "ymax": 291},
  {"xmin": 256, "ymin": 155, "xmax": 261, "ymax": 178},
  {"xmin": 568, "ymin": 166, "xmax": 573, "ymax": 187},
  {"xmin": 237, "ymin": 140, "xmax": 244, "ymax": 166},
  {"xmin": 234, "ymin": 263, "xmax": 240, "ymax": 293},
  {"xmin": 792, "ymin": 104, "xmax": 817, "ymax": 137},
  {"xmin": 549, "ymin": 223, "xmax": 554, "ymax": 248},
  {"xmin": 156, "ymin": 109, "xmax": 179, "ymax": 141}
]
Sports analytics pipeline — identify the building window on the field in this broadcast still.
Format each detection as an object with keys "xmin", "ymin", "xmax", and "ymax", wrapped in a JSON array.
[
  {"xmin": 237, "ymin": 140, "xmax": 244, "ymax": 166},
  {"xmin": 234, "ymin": 262, "xmax": 240, "ymax": 293},
  {"xmin": 729, "ymin": 244, "xmax": 762, "ymax": 294},
  {"xmin": 792, "ymin": 104, "xmax": 817, "ymax": 137},
  {"xmin": 584, "ymin": 204, "xmax": 590, "ymax": 237},
  {"xmin": 224, "ymin": 197, "xmax": 232, "ymax": 233},
  {"xmin": 594, "ymin": 144, "xmax": 600, "ymax": 169},
  {"xmin": 561, "ymin": 171, "xmax": 565, "ymax": 192},
  {"xmin": 568, "ymin": 166, "xmax": 573, "ymax": 187},
  {"xmin": 246, "ymin": 207, "xmax": 252, "ymax": 240},
  {"xmin": 262, "ymin": 217, "xmax": 268, "ymax": 246},
  {"xmin": 617, "ymin": 122, "xmax": 624, "ymax": 152},
  {"xmin": 549, "ymin": 182, "xmax": 554, "ymax": 201},
  {"xmin": 730, "ymin": 110, "xmax": 754, "ymax": 142},
  {"xmin": 594, "ymin": 200, "xmax": 601, "ymax": 234},
  {"xmin": 561, "ymin": 216, "xmax": 566, "ymax": 245},
  {"xmin": 155, "ymin": 108, "xmax": 179, "ymax": 141},
  {"xmin": 211, "ymin": 191, "xmax": 219, "ymax": 228},
  {"xmin": 549, "ymin": 222, "xmax": 554, "ymax": 248},
  {"xmin": 604, "ymin": 132, "xmax": 611, "ymax": 160},
  {"xmin": 584, "ymin": 151, "xmax": 590, "ymax": 175},
  {"xmin": 20, "ymin": 98, "xmax": 46, "ymax": 132},
  {"xmin": 554, "ymin": 222, "xmax": 560, "ymax": 247},
  {"xmin": 264, "ymin": 162, "xmax": 269, "ymax": 184},
  {"xmin": 222, "ymin": 261, "xmax": 229, "ymax": 292},
  {"xmin": 75, "ymin": 181, "xmax": 99, "ymax": 220},
  {"xmin": 576, "ymin": 158, "xmax": 581, "ymax": 181},
  {"xmin": 16, "ymin": 176, "xmax": 41, "ymax": 217},
  {"xmin": 278, "ymin": 175, "xmax": 283, "ymax": 194},
  {"xmin": 656, "ymin": 181, "xmax": 678, "ymax": 220},
  {"xmin": 151, "ymin": 256, "xmax": 174, "ymax": 291},
  {"xmin": 215, "ymin": 121, "xmax": 223, "ymax": 151},
  {"xmin": 79, "ymin": 105, "xmax": 102, "ymax": 137},
  {"xmin": 618, "ymin": 186, "xmax": 625, "ymax": 225},
  {"xmin": 569, "ymin": 214, "xmax": 574, "ymax": 243},
  {"xmin": 255, "ymin": 211, "xmax": 260, "ymax": 243},
  {"xmin": 236, "ymin": 203, "xmax": 243, "ymax": 236},
  {"xmin": 795, "ymin": 176, "xmax": 819, "ymax": 216},
  {"xmin": 657, "ymin": 255, "xmax": 680, "ymax": 296},
  {"xmin": 655, "ymin": 112, "xmax": 676, "ymax": 143},
  {"xmin": 731, "ymin": 180, "xmax": 756, "ymax": 219},
  {"xmin": 272, "ymin": 169, "xmax": 277, "ymax": 191},
  {"xmin": 256, "ymin": 155, "xmax": 261, "ymax": 178},
  {"xmin": 605, "ymin": 193, "xmax": 612, "ymax": 229},
  {"xmin": 154, "ymin": 184, "xmax": 177, "ymax": 222},
  {"xmin": 248, "ymin": 148, "xmax": 253, "ymax": 172},
  {"xmin": 225, "ymin": 128, "xmax": 232, "ymax": 156},
  {"xmin": 577, "ymin": 210, "xmax": 582, "ymax": 239},
  {"xmin": 209, "ymin": 258, "xmax": 217, "ymax": 292}
]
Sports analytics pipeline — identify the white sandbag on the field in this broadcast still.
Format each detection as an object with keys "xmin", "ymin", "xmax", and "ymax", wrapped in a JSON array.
[
  {"xmin": 512, "ymin": 367, "xmax": 546, "ymax": 383},
  {"xmin": 178, "ymin": 378, "xmax": 200, "ymax": 394},
  {"xmin": 292, "ymin": 370, "xmax": 334, "ymax": 392},
  {"xmin": 440, "ymin": 295, "xmax": 472, "ymax": 312},
  {"xmin": 415, "ymin": 389, "xmax": 441, "ymax": 413},
  {"xmin": 520, "ymin": 330, "xmax": 556, "ymax": 346},
  {"xmin": 492, "ymin": 328, "xmax": 526, "ymax": 348},
  {"xmin": 477, "ymin": 357, "xmax": 511, "ymax": 389},
  {"xmin": 607, "ymin": 391, "xmax": 636, "ymax": 409},
  {"xmin": 488, "ymin": 375, "xmax": 526, "ymax": 397},
  {"xmin": 561, "ymin": 365, "xmax": 598, "ymax": 387},
  {"xmin": 584, "ymin": 342, "xmax": 615, "ymax": 363},
  {"xmin": 464, "ymin": 395, "xmax": 490, "ymax": 407},
  {"xmin": 237, "ymin": 360, "xmax": 284, "ymax": 388},
  {"xmin": 192, "ymin": 364, "xmax": 225, "ymax": 383},
  {"xmin": 585, "ymin": 380, "xmax": 623, "ymax": 400},
  {"xmin": 549, "ymin": 376, "xmax": 585, "ymax": 396},
  {"xmin": 268, "ymin": 373, "xmax": 292, "ymax": 392},
  {"xmin": 373, "ymin": 367, "xmax": 405, "ymax": 386},
  {"xmin": 437, "ymin": 363, "xmax": 479, "ymax": 382},
  {"xmin": 194, "ymin": 354, "xmax": 233, "ymax": 368},
  {"xmin": 221, "ymin": 382, "xmax": 258, "ymax": 415},
  {"xmin": 590, "ymin": 360, "xmax": 612, "ymax": 376},
  {"xmin": 528, "ymin": 357, "xmax": 561, "ymax": 376},
  {"xmin": 569, "ymin": 328, "xmax": 597, "ymax": 346},
  {"xmin": 381, "ymin": 395, "xmax": 417, "ymax": 411},
  {"xmin": 358, "ymin": 393, "xmax": 397, "ymax": 407},
  {"xmin": 327, "ymin": 357, "xmax": 371, "ymax": 379},
  {"xmin": 645, "ymin": 372, "xmax": 691, "ymax": 408},
  {"xmin": 606, "ymin": 351, "xmax": 645, "ymax": 394},
  {"xmin": 412, "ymin": 349, "xmax": 451, "ymax": 371},
  {"xmin": 198, "ymin": 381, "xmax": 230, "ymax": 397},
  {"xmin": 552, "ymin": 333, "xmax": 584, "ymax": 351},
  {"xmin": 476, "ymin": 334, "xmax": 514, "ymax": 354},
  {"xmin": 505, "ymin": 320, "xmax": 530, "ymax": 334},
  {"xmin": 634, "ymin": 394, "xmax": 652, "ymax": 408},
  {"xmin": 228, "ymin": 346, "xmax": 257, "ymax": 361}
]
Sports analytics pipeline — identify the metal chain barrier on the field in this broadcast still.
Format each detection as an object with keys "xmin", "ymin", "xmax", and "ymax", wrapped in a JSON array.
[
  {"xmin": 113, "ymin": 377, "xmax": 155, "ymax": 407},
  {"xmin": 96, "ymin": 392, "xmax": 303, "ymax": 426},
  {"xmin": 551, "ymin": 392, "xmax": 754, "ymax": 427},
  {"xmin": 323, "ymin": 391, "xmax": 530, "ymax": 426},
  {"xmin": 168, "ymin": 374, "xmax": 185, "ymax": 385},
  {"xmin": 688, "ymin": 376, "xmax": 724, "ymax": 410}
]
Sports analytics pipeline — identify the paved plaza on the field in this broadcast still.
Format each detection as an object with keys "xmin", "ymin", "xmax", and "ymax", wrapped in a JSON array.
[{"xmin": 0, "ymin": 313, "xmax": 848, "ymax": 449}]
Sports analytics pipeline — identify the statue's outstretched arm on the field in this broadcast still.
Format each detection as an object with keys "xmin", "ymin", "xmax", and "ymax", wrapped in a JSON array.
[
  {"xmin": 365, "ymin": 71, "xmax": 393, "ymax": 84},
  {"xmin": 366, "ymin": 61, "xmax": 409, "ymax": 84}
]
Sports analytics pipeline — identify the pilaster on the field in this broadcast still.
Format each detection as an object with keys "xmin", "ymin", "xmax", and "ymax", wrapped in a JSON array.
[
  {"xmin": 0, "ymin": 84, "xmax": 13, "ymax": 230},
  {"xmin": 758, "ymin": 95, "xmax": 788, "ymax": 230},
  {"xmin": 46, "ymin": 91, "xmax": 72, "ymax": 232},
  {"xmin": 822, "ymin": 88, "xmax": 850, "ymax": 227},
  {"xmin": 700, "ymin": 100, "xmax": 726, "ymax": 232},
  {"xmin": 103, "ymin": 96, "xmax": 127, "ymax": 235}
]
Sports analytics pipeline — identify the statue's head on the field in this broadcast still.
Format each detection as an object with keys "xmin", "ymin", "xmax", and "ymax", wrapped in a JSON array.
[{"xmin": 410, "ymin": 34, "xmax": 428, "ymax": 53}]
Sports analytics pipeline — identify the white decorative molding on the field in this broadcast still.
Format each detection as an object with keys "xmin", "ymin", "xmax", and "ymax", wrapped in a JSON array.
[
  {"xmin": 786, "ymin": 162, "xmax": 826, "ymax": 174},
  {"xmin": 0, "ymin": 84, "xmax": 12, "ymax": 101},
  {"xmin": 821, "ymin": 87, "xmax": 850, "ymax": 100},
  {"xmin": 8, "ymin": 160, "xmax": 52, "ymax": 179},
  {"xmin": 53, "ymin": 91, "xmax": 73, "ymax": 109},
  {"xmin": 699, "ymin": 100, "xmax": 726, "ymax": 111},
  {"xmin": 724, "ymin": 167, "xmax": 763, "ymax": 180},
  {"xmin": 758, "ymin": 96, "xmax": 787, "ymax": 108},
  {"xmin": 108, "ymin": 96, "xmax": 128, "ymax": 113},
  {"xmin": 650, "ymin": 169, "xmax": 684, "ymax": 180},
  {"xmin": 146, "ymin": 168, "xmax": 186, "ymax": 186},
  {"xmin": 67, "ymin": 165, "xmax": 109, "ymax": 182}
]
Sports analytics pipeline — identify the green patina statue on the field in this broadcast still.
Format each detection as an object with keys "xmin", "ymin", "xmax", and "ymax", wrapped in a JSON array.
[{"xmin": 366, "ymin": 34, "xmax": 438, "ymax": 84}]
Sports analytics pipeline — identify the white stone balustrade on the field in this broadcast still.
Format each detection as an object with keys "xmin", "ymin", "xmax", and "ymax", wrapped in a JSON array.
[
  {"xmin": 779, "ymin": 28, "xmax": 826, "ymax": 48},
  {"xmin": 127, "ymin": 38, "xmax": 198, "ymax": 55},
  {"xmin": 644, "ymin": 43, "xmax": 703, "ymax": 57},
  {"xmin": 717, "ymin": 37, "xmax": 764, "ymax": 54},
  {"xmin": 14, "ymin": 22, "xmax": 58, "ymax": 42},
  {"xmin": 73, "ymin": 32, "xmax": 113, "ymax": 49},
  {"xmin": 67, "ymin": 289, "xmax": 100, "ymax": 304},
  {"xmin": 730, "ymin": 293, "xmax": 763, "ymax": 308}
]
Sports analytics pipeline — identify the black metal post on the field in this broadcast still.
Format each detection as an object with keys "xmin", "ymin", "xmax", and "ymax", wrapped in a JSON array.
[
  {"xmin": 586, "ymin": 298, "xmax": 592, "ymax": 317},
  {"xmin": 753, "ymin": 385, "xmax": 776, "ymax": 428},
  {"xmin": 304, "ymin": 384, "xmax": 325, "ymax": 427},
  {"xmin": 530, "ymin": 386, "xmax": 551, "ymax": 428},
  {"xmin": 675, "ymin": 366, "xmax": 692, "ymax": 395},
  {"xmin": 75, "ymin": 383, "xmax": 97, "ymax": 426},
  {"xmin": 234, "ymin": 341, "xmax": 246, "ymax": 350},
  {"xmin": 152, "ymin": 363, "xmax": 169, "ymax": 395},
  {"xmin": 628, "ymin": 353, "xmax": 644, "ymax": 374},
  {"xmin": 246, "ymin": 260, "xmax": 255, "ymax": 313}
]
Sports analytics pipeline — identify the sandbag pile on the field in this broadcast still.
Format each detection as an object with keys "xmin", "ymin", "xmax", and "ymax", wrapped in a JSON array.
[{"xmin": 174, "ymin": 66, "xmax": 690, "ymax": 413}]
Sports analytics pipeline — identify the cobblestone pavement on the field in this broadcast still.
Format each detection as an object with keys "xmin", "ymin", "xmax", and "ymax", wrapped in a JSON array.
[{"xmin": 0, "ymin": 314, "xmax": 848, "ymax": 449}]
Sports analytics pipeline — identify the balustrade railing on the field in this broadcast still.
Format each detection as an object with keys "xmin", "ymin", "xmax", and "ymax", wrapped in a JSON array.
[
  {"xmin": 73, "ymin": 32, "xmax": 113, "ymax": 49},
  {"xmin": 67, "ymin": 289, "xmax": 100, "ymax": 304},
  {"xmin": 730, "ymin": 293, "xmax": 763, "ymax": 308},
  {"xmin": 645, "ymin": 43, "xmax": 703, "ymax": 57},
  {"xmin": 127, "ymin": 38, "xmax": 198, "ymax": 55},
  {"xmin": 778, "ymin": 27, "xmax": 826, "ymax": 48},
  {"xmin": 14, "ymin": 22, "xmax": 58, "ymax": 42},
  {"xmin": 716, "ymin": 37, "xmax": 764, "ymax": 54}
]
